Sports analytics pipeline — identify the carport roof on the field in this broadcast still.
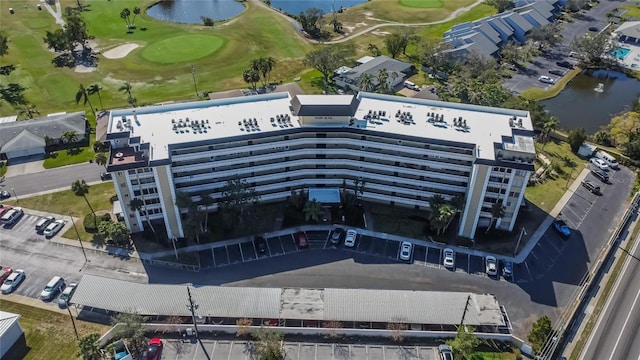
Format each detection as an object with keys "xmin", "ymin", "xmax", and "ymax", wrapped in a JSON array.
[{"xmin": 72, "ymin": 275, "xmax": 507, "ymax": 327}]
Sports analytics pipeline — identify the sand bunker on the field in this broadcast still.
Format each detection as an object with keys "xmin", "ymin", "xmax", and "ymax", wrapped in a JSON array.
[
  {"xmin": 75, "ymin": 64, "xmax": 97, "ymax": 73},
  {"xmin": 103, "ymin": 43, "xmax": 139, "ymax": 59}
]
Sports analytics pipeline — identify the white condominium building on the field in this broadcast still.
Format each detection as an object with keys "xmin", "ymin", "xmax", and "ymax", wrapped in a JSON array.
[{"xmin": 105, "ymin": 92, "xmax": 535, "ymax": 240}]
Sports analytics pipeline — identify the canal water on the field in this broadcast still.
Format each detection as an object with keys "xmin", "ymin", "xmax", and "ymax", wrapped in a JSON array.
[
  {"xmin": 543, "ymin": 69, "xmax": 640, "ymax": 134},
  {"xmin": 147, "ymin": 0, "xmax": 245, "ymax": 24}
]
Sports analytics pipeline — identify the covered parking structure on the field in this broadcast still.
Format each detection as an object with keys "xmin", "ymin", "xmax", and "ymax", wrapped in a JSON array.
[{"xmin": 71, "ymin": 274, "xmax": 511, "ymax": 334}]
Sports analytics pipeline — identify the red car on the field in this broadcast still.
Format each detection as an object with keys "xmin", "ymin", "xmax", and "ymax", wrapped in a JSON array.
[
  {"xmin": 0, "ymin": 267, "xmax": 13, "ymax": 283},
  {"xmin": 295, "ymin": 231, "xmax": 308, "ymax": 249},
  {"xmin": 0, "ymin": 205, "xmax": 13, "ymax": 217},
  {"xmin": 144, "ymin": 338, "xmax": 163, "ymax": 360}
]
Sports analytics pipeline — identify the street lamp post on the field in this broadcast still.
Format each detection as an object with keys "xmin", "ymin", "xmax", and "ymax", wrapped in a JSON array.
[
  {"xmin": 11, "ymin": 188, "xmax": 19, "ymax": 204},
  {"xmin": 191, "ymin": 65, "xmax": 199, "ymax": 98},
  {"xmin": 69, "ymin": 212, "xmax": 88, "ymax": 266},
  {"xmin": 513, "ymin": 226, "xmax": 527, "ymax": 257}
]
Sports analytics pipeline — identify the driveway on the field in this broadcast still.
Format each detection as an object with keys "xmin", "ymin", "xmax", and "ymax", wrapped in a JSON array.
[
  {"xmin": 503, "ymin": 1, "xmax": 622, "ymax": 94},
  {"xmin": 4, "ymin": 156, "xmax": 45, "ymax": 177}
]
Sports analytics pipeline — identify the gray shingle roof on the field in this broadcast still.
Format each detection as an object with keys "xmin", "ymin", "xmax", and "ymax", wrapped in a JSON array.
[
  {"xmin": 0, "ymin": 112, "xmax": 86, "ymax": 149},
  {"xmin": 71, "ymin": 275, "xmax": 506, "ymax": 326},
  {"xmin": 341, "ymin": 56, "xmax": 414, "ymax": 83},
  {"xmin": 1, "ymin": 130, "xmax": 46, "ymax": 152}
]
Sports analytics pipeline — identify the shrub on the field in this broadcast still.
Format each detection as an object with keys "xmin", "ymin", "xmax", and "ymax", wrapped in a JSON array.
[
  {"xmin": 201, "ymin": 16, "xmax": 214, "ymax": 26},
  {"xmin": 83, "ymin": 214, "xmax": 98, "ymax": 233}
]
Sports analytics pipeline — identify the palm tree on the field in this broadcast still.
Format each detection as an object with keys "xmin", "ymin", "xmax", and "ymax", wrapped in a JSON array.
[
  {"xmin": 131, "ymin": 6, "xmax": 141, "ymax": 27},
  {"xmin": 486, "ymin": 201, "xmax": 506, "ymax": 233},
  {"xmin": 175, "ymin": 191, "xmax": 200, "ymax": 242},
  {"xmin": 243, "ymin": 68, "xmax": 260, "ymax": 90},
  {"xmin": 17, "ymin": 103, "xmax": 39, "ymax": 119},
  {"xmin": 432, "ymin": 204, "xmax": 456, "ymax": 235},
  {"xmin": 367, "ymin": 43, "xmax": 381, "ymax": 56},
  {"xmin": 71, "ymin": 179, "xmax": 95, "ymax": 225},
  {"xmin": 256, "ymin": 57, "xmax": 276, "ymax": 87},
  {"xmin": 376, "ymin": 69, "xmax": 390, "ymax": 94},
  {"xmin": 118, "ymin": 82, "xmax": 136, "ymax": 107},
  {"xmin": 449, "ymin": 195, "xmax": 466, "ymax": 212},
  {"xmin": 197, "ymin": 190, "xmax": 215, "ymax": 231},
  {"xmin": 541, "ymin": 116, "xmax": 559, "ymax": 146},
  {"xmin": 129, "ymin": 197, "xmax": 155, "ymax": 234},
  {"xmin": 303, "ymin": 199, "xmax": 323, "ymax": 223},
  {"xmin": 94, "ymin": 152, "xmax": 107, "ymax": 168},
  {"xmin": 75, "ymin": 84, "xmax": 96, "ymax": 117},
  {"xmin": 358, "ymin": 72, "xmax": 375, "ymax": 92},
  {"xmin": 62, "ymin": 130, "xmax": 78, "ymax": 144},
  {"xmin": 87, "ymin": 84, "xmax": 103, "ymax": 110}
]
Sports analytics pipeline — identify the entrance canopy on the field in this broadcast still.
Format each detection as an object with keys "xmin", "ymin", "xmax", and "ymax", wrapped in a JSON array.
[{"xmin": 308, "ymin": 188, "xmax": 341, "ymax": 205}]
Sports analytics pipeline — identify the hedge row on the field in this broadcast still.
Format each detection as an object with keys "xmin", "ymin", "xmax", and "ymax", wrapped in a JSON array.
[{"xmin": 83, "ymin": 213, "xmax": 113, "ymax": 233}]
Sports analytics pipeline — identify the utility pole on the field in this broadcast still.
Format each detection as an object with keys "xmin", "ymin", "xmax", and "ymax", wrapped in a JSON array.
[
  {"xmin": 67, "ymin": 306, "xmax": 79, "ymax": 340},
  {"xmin": 186, "ymin": 286, "xmax": 200, "ymax": 339},
  {"xmin": 459, "ymin": 294, "xmax": 472, "ymax": 328},
  {"xmin": 69, "ymin": 212, "xmax": 88, "ymax": 266},
  {"xmin": 191, "ymin": 65, "xmax": 199, "ymax": 98},
  {"xmin": 11, "ymin": 188, "xmax": 19, "ymax": 204}
]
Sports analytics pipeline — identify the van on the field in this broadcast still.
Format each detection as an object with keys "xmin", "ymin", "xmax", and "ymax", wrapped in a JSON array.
[
  {"xmin": 1, "ymin": 207, "xmax": 23, "ymax": 225},
  {"xmin": 595, "ymin": 150, "xmax": 619, "ymax": 169},
  {"xmin": 40, "ymin": 276, "xmax": 64, "ymax": 301},
  {"xmin": 35, "ymin": 216, "xmax": 55, "ymax": 233},
  {"xmin": 403, "ymin": 80, "xmax": 419, "ymax": 91}
]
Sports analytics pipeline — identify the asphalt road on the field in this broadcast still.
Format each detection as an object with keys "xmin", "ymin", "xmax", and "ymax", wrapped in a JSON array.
[
  {"xmin": 0, "ymin": 162, "xmax": 103, "ymax": 198},
  {"xmin": 580, "ymin": 230, "xmax": 640, "ymax": 360},
  {"xmin": 503, "ymin": 1, "xmax": 622, "ymax": 95}
]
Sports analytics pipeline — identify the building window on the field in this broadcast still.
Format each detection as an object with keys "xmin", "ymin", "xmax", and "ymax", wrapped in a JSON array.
[{"xmin": 120, "ymin": 183, "xmax": 127, "ymax": 188}]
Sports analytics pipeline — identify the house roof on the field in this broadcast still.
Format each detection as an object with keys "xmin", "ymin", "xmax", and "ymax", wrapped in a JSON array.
[
  {"xmin": 0, "ymin": 311, "xmax": 21, "ymax": 337},
  {"xmin": 2, "ymin": 129, "xmax": 46, "ymax": 152},
  {"xmin": 615, "ymin": 21, "xmax": 640, "ymax": 38},
  {"xmin": 486, "ymin": 17, "xmax": 515, "ymax": 37},
  {"xmin": 291, "ymin": 95, "xmax": 360, "ymax": 117},
  {"xmin": 0, "ymin": 112, "xmax": 86, "ymax": 149},
  {"xmin": 342, "ymin": 56, "xmax": 414, "ymax": 82},
  {"xmin": 520, "ymin": 9, "xmax": 550, "ymax": 27},
  {"xmin": 474, "ymin": 21, "xmax": 502, "ymax": 44},
  {"xmin": 501, "ymin": 12, "xmax": 534, "ymax": 33}
]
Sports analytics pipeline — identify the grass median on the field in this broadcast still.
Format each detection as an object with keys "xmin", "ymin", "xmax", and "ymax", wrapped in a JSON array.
[
  {"xmin": 0, "ymin": 299, "xmax": 109, "ymax": 360},
  {"xmin": 519, "ymin": 67, "xmax": 581, "ymax": 101}
]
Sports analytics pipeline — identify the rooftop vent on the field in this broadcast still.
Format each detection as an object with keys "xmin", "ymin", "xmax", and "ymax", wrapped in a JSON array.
[{"xmin": 517, "ymin": 118, "xmax": 523, "ymax": 127}]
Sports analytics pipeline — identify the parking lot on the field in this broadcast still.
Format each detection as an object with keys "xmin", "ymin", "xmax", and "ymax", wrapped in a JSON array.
[{"xmin": 160, "ymin": 339, "xmax": 439, "ymax": 360}]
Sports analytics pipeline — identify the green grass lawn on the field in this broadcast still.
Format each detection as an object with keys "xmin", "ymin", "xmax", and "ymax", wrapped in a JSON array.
[
  {"xmin": 140, "ymin": 34, "xmax": 225, "ymax": 64},
  {"xmin": 520, "ymin": 67, "xmax": 581, "ymax": 101},
  {"xmin": 622, "ymin": 5, "xmax": 640, "ymax": 19},
  {"xmin": 399, "ymin": 0, "xmax": 443, "ymax": 8},
  {"xmin": 525, "ymin": 140, "xmax": 586, "ymax": 213},
  {"xmin": 473, "ymin": 352, "xmax": 517, "ymax": 360},
  {"xmin": 0, "ymin": 300, "xmax": 109, "ymax": 360}
]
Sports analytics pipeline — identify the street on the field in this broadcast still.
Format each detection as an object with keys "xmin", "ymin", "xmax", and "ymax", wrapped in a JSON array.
[{"xmin": 0, "ymin": 162, "xmax": 103, "ymax": 198}]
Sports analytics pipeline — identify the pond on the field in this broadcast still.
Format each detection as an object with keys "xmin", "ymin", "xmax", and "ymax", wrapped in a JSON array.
[
  {"xmin": 543, "ymin": 69, "xmax": 640, "ymax": 134},
  {"xmin": 268, "ymin": 0, "xmax": 367, "ymax": 15},
  {"xmin": 147, "ymin": 0, "xmax": 245, "ymax": 24}
]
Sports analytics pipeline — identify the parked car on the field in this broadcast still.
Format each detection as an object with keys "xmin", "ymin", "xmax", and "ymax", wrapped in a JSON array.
[
  {"xmin": 295, "ymin": 231, "xmax": 308, "ymax": 249},
  {"xmin": 443, "ymin": 248, "xmax": 455, "ymax": 269},
  {"xmin": 591, "ymin": 169, "xmax": 610, "ymax": 183},
  {"xmin": 502, "ymin": 261, "xmax": 513, "ymax": 279},
  {"xmin": 549, "ymin": 69, "xmax": 566, "ymax": 76},
  {"xmin": 1, "ymin": 207, "xmax": 23, "ymax": 226},
  {"xmin": 100, "ymin": 172, "xmax": 112, "ymax": 181},
  {"xmin": 399, "ymin": 241, "xmax": 413, "ymax": 261},
  {"xmin": 40, "ymin": 276, "xmax": 65, "ymax": 301},
  {"xmin": 43, "ymin": 219, "xmax": 65, "ymax": 238},
  {"xmin": 0, "ymin": 266, "xmax": 13, "ymax": 283},
  {"xmin": 438, "ymin": 344, "xmax": 454, "ymax": 360},
  {"xmin": 35, "ymin": 216, "xmax": 55, "ymax": 233},
  {"xmin": 590, "ymin": 158, "xmax": 609, "ymax": 171},
  {"xmin": 569, "ymin": 51, "xmax": 580, "ymax": 58},
  {"xmin": 595, "ymin": 150, "xmax": 619, "ymax": 169},
  {"xmin": 556, "ymin": 60, "xmax": 574, "ymax": 69},
  {"xmin": 553, "ymin": 219, "xmax": 572, "ymax": 239},
  {"xmin": 589, "ymin": 26, "xmax": 599, "ymax": 32},
  {"xmin": 485, "ymin": 256, "xmax": 498, "ymax": 277},
  {"xmin": 344, "ymin": 229, "xmax": 357, "ymax": 248},
  {"xmin": 1, "ymin": 269, "xmax": 25, "ymax": 294},
  {"xmin": 581, "ymin": 180, "xmax": 600, "ymax": 194},
  {"xmin": 254, "ymin": 236, "xmax": 267, "ymax": 254},
  {"xmin": 0, "ymin": 190, "xmax": 10, "ymax": 199},
  {"xmin": 331, "ymin": 228, "xmax": 345, "ymax": 244},
  {"xmin": 0, "ymin": 204, "xmax": 13, "ymax": 217},
  {"xmin": 144, "ymin": 338, "xmax": 163, "ymax": 360},
  {"xmin": 58, "ymin": 282, "xmax": 77, "ymax": 309},
  {"xmin": 538, "ymin": 75, "xmax": 556, "ymax": 84}
]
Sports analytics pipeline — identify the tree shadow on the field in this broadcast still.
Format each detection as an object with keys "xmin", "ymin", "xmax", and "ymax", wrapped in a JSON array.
[
  {"xmin": 0, "ymin": 64, "xmax": 16, "ymax": 76},
  {"xmin": 66, "ymin": 147, "xmax": 83, "ymax": 156},
  {"xmin": 51, "ymin": 53, "xmax": 76, "ymax": 68}
]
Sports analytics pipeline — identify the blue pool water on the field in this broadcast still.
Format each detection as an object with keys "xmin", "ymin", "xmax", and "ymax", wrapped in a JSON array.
[{"xmin": 611, "ymin": 47, "xmax": 631, "ymax": 60}]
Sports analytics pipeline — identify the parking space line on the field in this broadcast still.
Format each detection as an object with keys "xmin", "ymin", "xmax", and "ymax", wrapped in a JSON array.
[
  {"xmin": 226, "ymin": 341, "xmax": 233, "ymax": 360},
  {"xmin": 238, "ymin": 244, "xmax": 244, "ymax": 262},
  {"xmin": 211, "ymin": 248, "xmax": 216, "ymax": 268},
  {"xmin": 523, "ymin": 262, "xmax": 533, "ymax": 282},
  {"xmin": 545, "ymin": 237, "xmax": 562, "ymax": 255}
]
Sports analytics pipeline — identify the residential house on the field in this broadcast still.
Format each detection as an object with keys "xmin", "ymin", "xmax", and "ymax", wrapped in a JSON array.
[{"xmin": 334, "ymin": 56, "xmax": 416, "ymax": 92}]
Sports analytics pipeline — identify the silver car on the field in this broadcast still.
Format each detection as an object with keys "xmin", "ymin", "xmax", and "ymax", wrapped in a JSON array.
[
  {"xmin": 58, "ymin": 283, "xmax": 77, "ymax": 309},
  {"xmin": 1, "ymin": 269, "xmax": 25, "ymax": 294},
  {"xmin": 443, "ymin": 248, "xmax": 455, "ymax": 269}
]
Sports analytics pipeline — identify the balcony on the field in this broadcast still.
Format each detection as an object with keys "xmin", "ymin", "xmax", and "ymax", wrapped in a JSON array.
[{"xmin": 107, "ymin": 147, "xmax": 148, "ymax": 172}]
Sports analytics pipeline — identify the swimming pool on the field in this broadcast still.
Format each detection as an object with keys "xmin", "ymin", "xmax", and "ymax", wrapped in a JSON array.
[{"xmin": 611, "ymin": 47, "xmax": 631, "ymax": 60}]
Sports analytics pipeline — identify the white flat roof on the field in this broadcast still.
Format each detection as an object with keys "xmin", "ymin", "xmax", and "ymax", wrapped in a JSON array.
[{"xmin": 107, "ymin": 92, "xmax": 533, "ymax": 163}]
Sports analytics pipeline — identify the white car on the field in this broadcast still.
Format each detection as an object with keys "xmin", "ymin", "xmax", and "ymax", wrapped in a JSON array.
[
  {"xmin": 1, "ymin": 269, "xmax": 25, "ymax": 294},
  {"xmin": 43, "ymin": 219, "xmax": 65, "ymax": 238},
  {"xmin": 399, "ymin": 241, "xmax": 413, "ymax": 261},
  {"xmin": 590, "ymin": 158, "xmax": 609, "ymax": 171},
  {"xmin": 538, "ymin": 75, "xmax": 556, "ymax": 84},
  {"xmin": 344, "ymin": 229, "xmax": 357, "ymax": 248},
  {"xmin": 485, "ymin": 256, "xmax": 498, "ymax": 276},
  {"xmin": 443, "ymin": 248, "xmax": 455, "ymax": 269},
  {"xmin": 58, "ymin": 282, "xmax": 77, "ymax": 309}
]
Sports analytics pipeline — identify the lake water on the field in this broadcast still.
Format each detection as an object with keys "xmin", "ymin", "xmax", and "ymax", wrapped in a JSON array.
[
  {"xmin": 147, "ymin": 0, "xmax": 245, "ymax": 24},
  {"xmin": 269, "ymin": 0, "xmax": 367, "ymax": 15},
  {"xmin": 543, "ymin": 70, "xmax": 640, "ymax": 134}
]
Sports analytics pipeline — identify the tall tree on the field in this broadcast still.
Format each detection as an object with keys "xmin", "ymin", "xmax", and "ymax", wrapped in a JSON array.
[
  {"xmin": 94, "ymin": 152, "xmax": 107, "ymax": 168},
  {"xmin": 303, "ymin": 199, "xmax": 323, "ymax": 223},
  {"xmin": 87, "ymin": 84, "xmax": 103, "ymax": 110},
  {"xmin": 175, "ymin": 191, "xmax": 201, "ymax": 242},
  {"xmin": 251, "ymin": 327, "xmax": 284, "ymax": 360},
  {"xmin": 62, "ymin": 130, "xmax": 79, "ymax": 144},
  {"xmin": 43, "ymin": 29, "xmax": 71, "ymax": 52},
  {"xmin": 111, "ymin": 311, "xmax": 147, "ymax": 356},
  {"xmin": 528, "ymin": 315, "xmax": 552, "ymax": 354},
  {"xmin": 250, "ymin": 57, "xmax": 276, "ymax": 88},
  {"xmin": 297, "ymin": 8, "xmax": 324, "ymax": 36},
  {"xmin": 64, "ymin": 13, "xmax": 91, "ymax": 51},
  {"xmin": 446, "ymin": 325, "xmax": 481, "ymax": 359},
  {"xmin": 376, "ymin": 68, "xmax": 390, "ymax": 94},
  {"xmin": 304, "ymin": 46, "xmax": 347, "ymax": 84},
  {"xmin": 17, "ymin": 103, "xmax": 39, "ymax": 119},
  {"xmin": 486, "ymin": 201, "xmax": 506, "ymax": 233},
  {"xmin": 367, "ymin": 43, "xmax": 381, "ymax": 56},
  {"xmin": 485, "ymin": 0, "xmax": 514, "ymax": 12},
  {"xmin": 77, "ymin": 333, "xmax": 101, "ymax": 360},
  {"xmin": 75, "ymin": 84, "xmax": 96, "ymax": 117},
  {"xmin": 131, "ymin": 7, "xmax": 141, "ymax": 27},
  {"xmin": 567, "ymin": 128, "xmax": 587, "ymax": 153},
  {"xmin": 129, "ymin": 197, "xmax": 156, "ymax": 234},
  {"xmin": 243, "ymin": 67, "xmax": 260, "ymax": 90},
  {"xmin": 384, "ymin": 33, "xmax": 404, "ymax": 59},
  {"xmin": 120, "ymin": 8, "xmax": 132, "ymax": 28},
  {"xmin": 358, "ymin": 72, "xmax": 375, "ymax": 92},
  {"xmin": 397, "ymin": 28, "xmax": 417, "ymax": 55},
  {"xmin": 71, "ymin": 179, "xmax": 95, "ymax": 222},
  {"xmin": 528, "ymin": 23, "xmax": 563, "ymax": 50},
  {"xmin": 541, "ymin": 116, "xmax": 559, "ymax": 145},
  {"xmin": 571, "ymin": 32, "xmax": 613, "ymax": 67},
  {"xmin": 219, "ymin": 177, "xmax": 260, "ymax": 228},
  {"xmin": 119, "ymin": 82, "xmax": 136, "ymax": 107},
  {"xmin": 0, "ymin": 32, "xmax": 8, "ymax": 56}
]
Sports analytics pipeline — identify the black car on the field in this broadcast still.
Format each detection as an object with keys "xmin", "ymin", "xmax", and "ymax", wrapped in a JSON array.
[
  {"xmin": 556, "ymin": 61, "xmax": 574, "ymax": 69},
  {"xmin": 589, "ymin": 26, "xmax": 598, "ymax": 32},
  {"xmin": 549, "ymin": 69, "xmax": 565, "ymax": 76},
  {"xmin": 254, "ymin": 236, "xmax": 267, "ymax": 254},
  {"xmin": 0, "ymin": 191, "xmax": 9, "ymax": 199},
  {"xmin": 591, "ymin": 169, "xmax": 609, "ymax": 183},
  {"xmin": 330, "ymin": 228, "xmax": 345, "ymax": 244},
  {"xmin": 100, "ymin": 172, "xmax": 112, "ymax": 181},
  {"xmin": 581, "ymin": 180, "xmax": 600, "ymax": 194}
]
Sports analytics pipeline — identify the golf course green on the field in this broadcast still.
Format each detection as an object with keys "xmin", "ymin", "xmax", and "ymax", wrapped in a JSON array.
[
  {"xmin": 399, "ymin": 0, "xmax": 444, "ymax": 8},
  {"xmin": 141, "ymin": 34, "xmax": 225, "ymax": 64}
]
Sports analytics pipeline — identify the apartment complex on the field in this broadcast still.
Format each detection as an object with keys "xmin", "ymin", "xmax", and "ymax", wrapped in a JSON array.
[{"xmin": 105, "ymin": 92, "xmax": 535, "ymax": 240}]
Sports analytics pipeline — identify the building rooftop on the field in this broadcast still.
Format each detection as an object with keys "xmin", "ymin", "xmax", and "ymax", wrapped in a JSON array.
[{"xmin": 107, "ymin": 92, "xmax": 533, "ymax": 164}]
